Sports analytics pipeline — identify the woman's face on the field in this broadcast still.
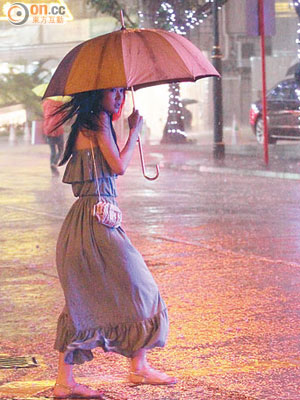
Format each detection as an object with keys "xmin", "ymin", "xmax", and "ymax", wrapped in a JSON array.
[{"xmin": 101, "ymin": 88, "xmax": 125, "ymax": 115}]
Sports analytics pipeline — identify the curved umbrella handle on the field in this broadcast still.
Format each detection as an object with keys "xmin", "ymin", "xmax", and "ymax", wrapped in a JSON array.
[
  {"xmin": 137, "ymin": 136, "xmax": 160, "ymax": 181},
  {"xmin": 131, "ymin": 87, "xmax": 159, "ymax": 180}
]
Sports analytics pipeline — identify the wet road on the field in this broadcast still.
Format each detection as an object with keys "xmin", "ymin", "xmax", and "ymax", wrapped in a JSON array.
[{"xmin": 0, "ymin": 142, "xmax": 300, "ymax": 399}]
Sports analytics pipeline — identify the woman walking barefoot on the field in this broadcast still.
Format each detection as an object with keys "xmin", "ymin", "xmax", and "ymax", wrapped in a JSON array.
[{"xmin": 52, "ymin": 88, "xmax": 176, "ymax": 398}]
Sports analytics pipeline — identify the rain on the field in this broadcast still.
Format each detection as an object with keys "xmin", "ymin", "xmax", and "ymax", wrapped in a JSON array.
[{"xmin": 1, "ymin": 1, "xmax": 300, "ymax": 399}]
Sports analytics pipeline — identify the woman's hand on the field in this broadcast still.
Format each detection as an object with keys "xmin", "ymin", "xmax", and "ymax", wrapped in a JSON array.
[
  {"xmin": 96, "ymin": 110, "xmax": 144, "ymax": 176},
  {"xmin": 128, "ymin": 109, "xmax": 143, "ymax": 136}
]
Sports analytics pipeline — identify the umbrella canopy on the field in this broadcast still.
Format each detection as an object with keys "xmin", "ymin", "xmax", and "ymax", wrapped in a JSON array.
[
  {"xmin": 182, "ymin": 98, "xmax": 198, "ymax": 106},
  {"xmin": 33, "ymin": 83, "xmax": 71, "ymax": 102},
  {"xmin": 32, "ymin": 83, "xmax": 48, "ymax": 97},
  {"xmin": 44, "ymin": 28, "xmax": 219, "ymax": 98}
]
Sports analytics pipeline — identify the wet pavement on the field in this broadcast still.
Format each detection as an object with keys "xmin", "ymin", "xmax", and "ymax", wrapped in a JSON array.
[{"xmin": 1, "ymin": 139, "xmax": 300, "ymax": 399}]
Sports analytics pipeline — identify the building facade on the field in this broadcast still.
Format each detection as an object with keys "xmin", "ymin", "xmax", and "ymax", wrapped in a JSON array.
[{"xmin": 0, "ymin": 0, "xmax": 298, "ymax": 143}]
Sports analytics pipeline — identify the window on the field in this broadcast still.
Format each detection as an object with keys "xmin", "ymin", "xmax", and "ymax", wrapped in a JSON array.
[
  {"xmin": 290, "ymin": 82, "xmax": 300, "ymax": 101},
  {"xmin": 268, "ymin": 81, "xmax": 293, "ymax": 101}
]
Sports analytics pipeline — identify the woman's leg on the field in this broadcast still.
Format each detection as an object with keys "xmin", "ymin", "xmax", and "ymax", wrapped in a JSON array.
[
  {"xmin": 47, "ymin": 137, "xmax": 59, "ymax": 176},
  {"xmin": 130, "ymin": 348, "xmax": 147, "ymax": 372},
  {"xmin": 47, "ymin": 137, "xmax": 57, "ymax": 166},
  {"xmin": 56, "ymin": 135, "xmax": 64, "ymax": 165},
  {"xmin": 56, "ymin": 353, "xmax": 75, "ymax": 386},
  {"xmin": 54, "ymin": 352, "xmax": 103, "ymax": 397},
  {"xmin": 56, "ymin": 352, "xmax": 75, "ymax": 386},
  {"xmin": 130, "ymin": 349, "xmax": 177, "ymax": 385}
]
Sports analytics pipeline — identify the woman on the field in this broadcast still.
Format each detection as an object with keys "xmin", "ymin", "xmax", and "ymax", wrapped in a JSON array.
[{"xmin": 53, "ymin": 88, "xmax": 176, "ymax": 398}]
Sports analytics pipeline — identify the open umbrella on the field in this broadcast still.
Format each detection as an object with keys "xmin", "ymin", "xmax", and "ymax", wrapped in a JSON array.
[
  {"xmin": 32, "ymin": 83, "xmax": 71, "ymax": 103},
  {"xmin": 182, "ymin": 98, "xmax": 198, "ymax": 106},
  {"xmin": 44, "ymin": 12, "xmax": 219, "ymax": 180}
]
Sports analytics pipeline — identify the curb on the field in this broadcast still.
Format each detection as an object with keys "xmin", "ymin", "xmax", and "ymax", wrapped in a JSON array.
[{"xmin": 162, "ymin": 162, "xmax": 300, "ymax": 180}]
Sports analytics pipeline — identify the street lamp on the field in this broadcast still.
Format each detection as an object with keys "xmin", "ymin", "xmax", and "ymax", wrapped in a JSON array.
[{"xmin": 212, "ymin": 0, "xmax": 224, "ymax": 160}]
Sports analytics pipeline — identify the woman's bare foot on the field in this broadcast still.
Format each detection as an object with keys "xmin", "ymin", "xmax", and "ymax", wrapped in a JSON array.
[
  {"xmin": 53, "ymin": 382, "xmax": 104, "ymax": 398},
  {"xmin": 130, "ymin": 349, "xmax": 177, "ymax": 385},
  {"xmin": 129, "ymin": 366, "xmax": 177, "ymax": 385}
]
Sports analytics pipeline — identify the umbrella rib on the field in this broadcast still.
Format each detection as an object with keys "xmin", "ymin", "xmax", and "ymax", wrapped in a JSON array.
[
  {"xmin": 45, "ymin": 27, "xmax": 219, "ymax": 96},
  {"xmin": 150, "ymin": 29, "xmax": 196, "ymax": 80},
  {"xmin": 129, "ymin": 29, "xmax": 219, "ymax": 90}
]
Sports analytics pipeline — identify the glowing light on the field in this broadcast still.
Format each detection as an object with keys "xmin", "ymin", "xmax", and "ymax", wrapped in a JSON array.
[{"xmin": 137, "ymin": 0, "xmax": 227, "ymax": 140}]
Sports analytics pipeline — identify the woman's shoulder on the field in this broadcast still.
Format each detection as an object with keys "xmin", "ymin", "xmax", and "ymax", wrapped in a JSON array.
[
  {"xmin": 94, "ymin": 111, "xmax": 112, "ymax": 141},
  {"xmin": 98, "ymin": 110, "xmax": 111, "ymax": 130}
]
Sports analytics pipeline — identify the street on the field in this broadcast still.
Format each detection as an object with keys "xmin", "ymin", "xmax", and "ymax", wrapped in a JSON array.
[{"xmin": 0, "ymin": 141, "xmax": 300, "ymax": 399}]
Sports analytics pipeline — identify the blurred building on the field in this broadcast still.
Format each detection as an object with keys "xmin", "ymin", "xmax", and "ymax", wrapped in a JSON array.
[
  {"xmin": 221, "ymin": 0, "xmax": 297, "ymax": 126},
  {"xmin": 0, "ymin": 0, "xmax": 119, "ymax": 67},
  {"xmin": 0, "ymin": 0, "xmax": 298, "ymax": 143}
]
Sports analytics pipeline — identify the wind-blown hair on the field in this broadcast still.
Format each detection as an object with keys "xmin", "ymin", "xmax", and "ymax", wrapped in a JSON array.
[{"xmin": 53, "ymin": 90, "xmax": 118, "ymax": 166}]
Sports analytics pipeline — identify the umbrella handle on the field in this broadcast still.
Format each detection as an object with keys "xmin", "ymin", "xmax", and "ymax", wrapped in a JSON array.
[
  {"xmin": 137, "ymin": 136, "xmax": 160, "ymax": 181},
  {"xmin": 131, "ymin": 87, "xmax": 159, "ymax": 181}
]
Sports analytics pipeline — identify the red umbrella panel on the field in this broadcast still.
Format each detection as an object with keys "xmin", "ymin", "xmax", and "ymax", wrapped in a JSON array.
[{"xmin": 44, "ymin": 28, "xmax": 219, "ymax": 97}]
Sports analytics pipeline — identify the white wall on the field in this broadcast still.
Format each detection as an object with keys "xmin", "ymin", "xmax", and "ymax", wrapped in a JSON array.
[
  {"xmin": 250, "ymin": 55, "xmax": 297, "ymax": 101},
  {"xmin": 115, "ymin": 78, "xmax": 213, "ymax": 144}
]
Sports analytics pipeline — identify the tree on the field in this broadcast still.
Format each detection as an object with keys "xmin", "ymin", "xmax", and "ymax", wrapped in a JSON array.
[
  {"xmin": 138, "ymin": 0, "xmax": 228, "ymax": 29},
  {"xmin": 0, "ymin": 59, "xmax": 52, "ymax": 120},
  {"xmin": 140, "ymin": 0, "xmax": 228, "ymax": 143},
  {"xmin": 86, "ymin": 0, "xmax": 228, "ymax": 143},
  {"xmin": 86, "ymin": 0, "xmax": 137, "ymax": 27}
]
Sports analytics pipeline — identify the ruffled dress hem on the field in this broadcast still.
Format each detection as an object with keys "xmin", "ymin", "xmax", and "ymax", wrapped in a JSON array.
[
  {"xmin": 54, "ymin": 308, "xmax": 168, "ymax": 365},
  {"xmin": 54, "ymin": 147, "xmax": 169, "ymax": 365}
]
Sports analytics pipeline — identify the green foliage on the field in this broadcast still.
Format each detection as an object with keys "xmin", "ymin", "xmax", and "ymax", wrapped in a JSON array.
[
  {"xmin": 86, "ymin": 0, "xmax": 228, "ymax": 31},
  {"xmin": 155, "ymin": 0, "xmax": 228, "ymax": 31},
  {"xmin": 0, "ymin": 60, "xmax": 51, "ymax": 120},
  {"xmin": 86, "ymin": 0, "xmax": 137, "ymax": 27}
]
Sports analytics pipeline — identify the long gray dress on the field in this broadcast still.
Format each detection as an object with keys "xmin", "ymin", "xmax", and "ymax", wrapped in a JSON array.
[{"xmin": 54, "ymin": 146, "xmax": 168, "ymax": 365}]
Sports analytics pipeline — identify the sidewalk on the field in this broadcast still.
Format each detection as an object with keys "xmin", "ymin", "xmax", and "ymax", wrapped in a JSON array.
[
  {"xmin": 142, "ymin": 141, "xmax": 300, "ymax": 180},
  {"xmin": 1, "ymin": 140, "xmax": 300, "ymax": 399},
  {"xmin": 3, "ymin": 132, "xmax": 300, "ymax": 178}
]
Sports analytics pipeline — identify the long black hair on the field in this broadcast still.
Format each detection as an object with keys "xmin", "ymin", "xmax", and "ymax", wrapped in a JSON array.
[{"xmin": 53, "ymin": 90, "xmax": 117, "ymax": 166}]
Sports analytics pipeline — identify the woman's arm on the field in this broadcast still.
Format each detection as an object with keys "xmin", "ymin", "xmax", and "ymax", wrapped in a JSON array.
[{"xmin": 96, "ymin": 110, "xmax": 143, "ymax": 175}]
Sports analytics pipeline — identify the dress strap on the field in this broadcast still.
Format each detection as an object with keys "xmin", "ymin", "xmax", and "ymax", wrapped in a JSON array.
[{"xmin": 90, "ymin": 141, "xmax": 101, "ymax": 202}]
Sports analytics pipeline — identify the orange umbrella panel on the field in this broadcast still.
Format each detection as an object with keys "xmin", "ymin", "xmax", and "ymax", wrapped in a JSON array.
[
  {"xmin": 44, "ymin": 28, "xmax": 219, "ymax": 98},
  {"xmin": 66, "ymin": 32, "xmax": 128, "ymax": 94}
]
